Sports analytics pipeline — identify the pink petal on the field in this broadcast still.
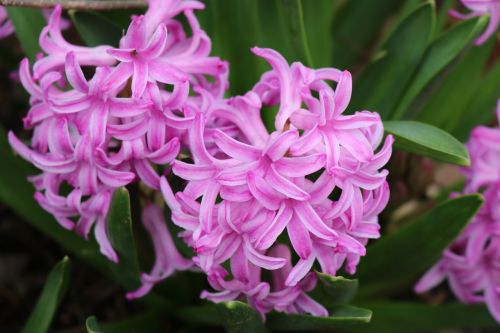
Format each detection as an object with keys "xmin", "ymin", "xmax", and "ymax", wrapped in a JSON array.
[
  {"xmin": 333, "ymin": 70, "xmax": 352, "ymax": 116},
  {"xmin": 97, "ymin": 166, "xmax": 135, "ymax": 188},
  {"xmin": 273, "ymin": 154, "xmax": 325, "ymax": 178},
  {"xmin": 247, "ymin": 171, "xmax": 282, "ymax": 211},
  {"xmin": 287, "ymin": 215, "xmax": 313, "ymax": 259},
  {"xmin": 255, "ymin": 203, "xmax": 293, "ymax": 250},
  {"xmin": 244, "ymin": 242, "xmax": 286, "ymax": 270},
  {"xmin": 135, "ymin": 159, "xmax": 160, "ymax": 189},
  {"xmin": 65, "ymin": 52, "xmax": 89, "ymax": 93},
  {"xmin": 294, "ymin": 202, "xmax": 337, "ymax": 240},
  {"xmin": 132, "ymin": 61, "xmax": 149, "ymax": 99},
  {"xmin": 265, "ymin": 130, "xmax": 299, "ymax": 161},
  {"xmin": 285, "ymin": 255, "xmax": 315, "ymax": 286},
  {"xmin": 147, "ymin": 137, "xmax": 180, "ymax": 164},
  {"xmin": 267, "ymin": 165, "xmax": 310, "ymax": 201},
  {"xmin": 107, "ymin": 118, "xmax": 149, "ymax": 140},
  {"xmin": 141, "ymin": 23, "xmax": 168, "ymax": 59},
  {"xmin": 213, "ymin": 129, "xmax": 261, "ymax": 161}
]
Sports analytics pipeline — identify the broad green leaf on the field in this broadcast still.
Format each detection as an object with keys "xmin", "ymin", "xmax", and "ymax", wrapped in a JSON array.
[
  {"xmin": 275, "ymin": 0, "xmax": 314, "ymax": 67},
  {"xmin": 453, "ymin": 59, "xmax": 500, "ymax": 141},
  {"xmin": 22, "ymin": 257, "xmax": 71, "ymax": 333},
  {"xmin": 416, "ymin": 40, "xmax": 493, "ymax": 132},
  {"xmin": 267, "ymin": 305, "xmax": 372, "ymax": 331},
  {"xmin": 384, "ymin": 120, "xmax": 470, "ymax": 166},
  {"xmin": 300, "ymin": 0, "xmax": 334, "ymax": 68},
  {"xmin": 349, "ymin": 2, "xmax": 435, "ymax": 118},
  {"xmin": 86, "ymin": 316, "xmax": 102, "ymax": 333},
  {"xmin": 69, "ymin": 10, "xmax": 123, "ymax": 47},
  {"xmin": 216, "ymin": 301, "xmax": 267, "ymax": 333},
  {"xmin": 6, "ymin": 7, "xmax": 46, "ymax": 61},
  {"xmin": 199, "ymin": 0, "xmax": 262, "ymax": 95},
  {"xmin": 103, "ymin": 311, "xmax": 163, "ymax": 333},
  {"xmin": 392, "ymin": 15, "xmax": 489, "ymax": 119},
  {"xmin": 97, "ymin": 9, "xmax": 141, "ymax": 30},
  {"xmin": 200, "ymin": 0, "xmax": 327, "ymax": 95},
  {"xmin": 175, "ymin": 304, "xmax": 221, "ymax": 327},
  {"xmin": 356, "ymin": 194, "xmax": 483, "ymax": 298},
  {"xmin": 315, "ymin": 272, "xmax": 358, "ymax": 306},
  {"xmin": 436, "ymin": 0, "xmax": 454, "ymax": 32},
  {"xmin": 106, "ymin": 187, "xmax": 140, "ymax": 287},
  {"xmin": 331, "ymin": 0, "xmax": 403, "ymax": 68},
  {"xmin": 177, "ymin": 302, "xmax": 371, "ymax": 331},
  {"xmin": 346, "ymin": 302, "xmax": 497, "ymax": 333}
]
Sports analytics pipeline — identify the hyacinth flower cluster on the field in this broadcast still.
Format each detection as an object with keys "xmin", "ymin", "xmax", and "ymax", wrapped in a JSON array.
[
  {"xmin": 416, "ymin": 101, "xmax": 500, "ymax": 322},
  {"xmin": 8, "ymin": 0, "xmax": 228, "ymax": 262},
  {"xmin": 450, "ymin": 0, "xmax": 500, "ymax": 45},
  {"xmin": 157, "ymin": 47, "xmax": 395, "ymax": 316},
  {"xmin": 8, "ymin": 0, "xmax": 393, "ymax": 318}
]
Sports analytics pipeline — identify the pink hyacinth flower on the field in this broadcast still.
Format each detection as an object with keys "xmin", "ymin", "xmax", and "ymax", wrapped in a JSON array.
[{"xmin": 416, "ymin": 100, "xmax": 500, "ymax": 322}]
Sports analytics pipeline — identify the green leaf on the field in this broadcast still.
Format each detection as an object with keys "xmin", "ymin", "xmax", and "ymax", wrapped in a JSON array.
[
  {"xmin": 22, "ymin": 257, "xmax": 71, "ymax": 333},
  {"xmin": 356, "ymin": 194, "xmax": 483, "ymax": 298},
  {"xmin": 275, "ymin": 0, "xmax": 314, "ymax": 67},
  {"xmin": 349, "ymin": 2, "xmax": 435, "ymax": 118},
  {"xmin": 102, "ymin": 311, "xmax": 163, "ymax": 333},
  {"xmin": 69, "ymin": 10, "xmax": 123, "ymax": 47},
  {"xmin": 315, "ymin": 272, "xmax": 358, "ymax": 306},
  {"xmin": 384, "ymin": 120, "xmax": 470, "ymax": 166},
  {"xmin": 6, "ymin": 7, "xmax": 46, "ymax": 61},
  {"xmin": 415, "ymin": 39, "xmax": 494, "ymax": 132},
  {"xmin": 106, "ymin": 187, "xmax": 140, "ymax": 287},
  {"xmin": 267, "ymin": 305, "xmax": 372, "ymax": 331},
  {"xmin": 392, "ymin": 15, "xmax": 489, "ymax": 119},
  {"xmin": 86, "ymin": 316, "xmax": 102, "ymax": 333},
  {"xmin": 453, "ymin": 58, "xmax": 500, "ymax": 141},
  {"xmin": 345, "ymin": 302, "xmax": 498, "ymax": 333},
  {"xmin": 199, "ymin": 0, "xmax": 262, "ymax": 95},
  {"xmin": 177, "ymin": 302, "xmax": 371, "ymax": 331},
  {"xmin": 300, "ymin": 0, "xmax": 334, "ymax": 68},
  {"xmin": 331, "ymin": 0, "xmax": 404, "ymax": 68},
  {"xmin": 216, "ymin": 301, "xmax": 267, "ymax": 333},
  {"xmin": 436, "ymin": 0, "xmax": 454, "ymax": 32}
]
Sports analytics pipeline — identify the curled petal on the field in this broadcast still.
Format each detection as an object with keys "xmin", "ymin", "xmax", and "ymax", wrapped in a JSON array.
[
  {"xmin": 244, "ymin": 242, "xmax": 286, "ymax": 270},
  {"xmin": 273, "ymin": 154, "xmax": 325, "ymax": 178},
  {"xmin": 294, "ymin": 202, "xmax": 337, "ymax": 240},
  {"xmin": 65, "ymin": 52, "xmax": 89, "ymax": 93},
  {"xmin": 247, "ymin": 172, "xmax": 282, "ymax": 211},
  {"xmin": 285, "ymin": 255, "xmax": 315, "ymax": 287},
  {"xmin": 267, "ymin": 165, "xmax": 310, "ymax": 201}
]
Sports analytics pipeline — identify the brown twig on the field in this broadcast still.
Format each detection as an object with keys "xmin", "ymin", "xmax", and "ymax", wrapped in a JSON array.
[{"xmin": 0, "ymin": 0, "xmax": 147, "ymax": 10}]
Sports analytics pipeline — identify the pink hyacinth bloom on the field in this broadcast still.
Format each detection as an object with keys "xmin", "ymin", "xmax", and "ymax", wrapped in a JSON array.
[
  {"xmin": 126, "ymin": 204, "xmax": 192, "ymax": 299},
  {"xmin": 450, "ymin": 0, "xmax": 500, "ymax": 45},
  {"xmin": 9, "ymin": 0, "xmax": 227, "ymax": 264},
  {"xmin": 158, "ymin": 46, "xmax": 392, "ymax": 316},
  {"xmin": 416, "ymin": 100, "xmax": 500, "ymax": 322}
]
